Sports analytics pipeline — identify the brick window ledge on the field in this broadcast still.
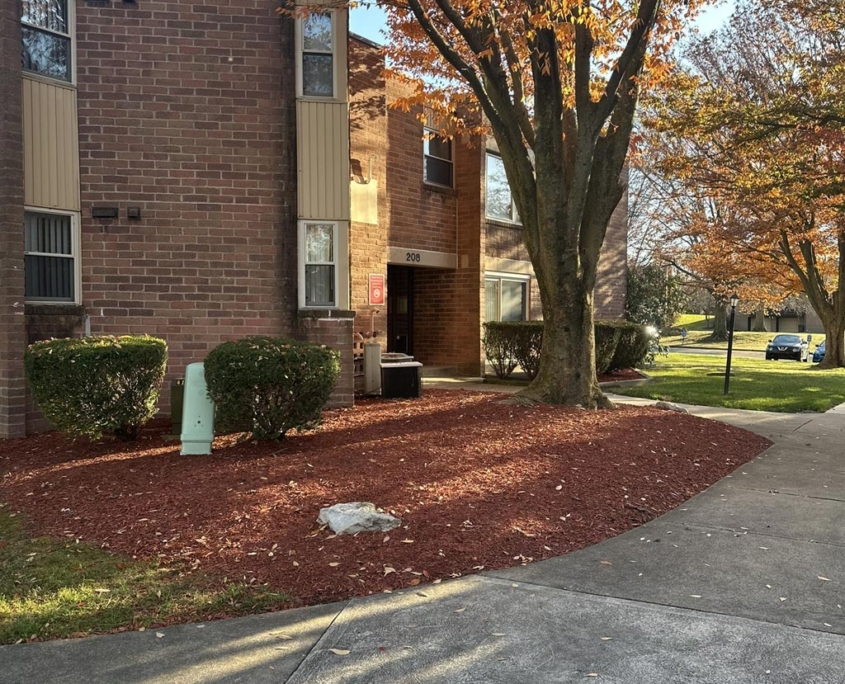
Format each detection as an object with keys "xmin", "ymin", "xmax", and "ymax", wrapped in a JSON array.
[
  {"xmin": 25, "ymin": 304, "xmax": 86, "ymax": 317},
  {"xmin": 422, "ymin": 182, "xmax": 458, "ymax": 197},
  {"xmin": 297, "ymin": 309, "xmax": 356, "ymax": 320}
]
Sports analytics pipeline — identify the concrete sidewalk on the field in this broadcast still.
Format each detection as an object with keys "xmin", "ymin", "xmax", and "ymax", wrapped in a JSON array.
[{"xmin": 3, "ymin": 393, "xmax": 844, "ymax": 683}]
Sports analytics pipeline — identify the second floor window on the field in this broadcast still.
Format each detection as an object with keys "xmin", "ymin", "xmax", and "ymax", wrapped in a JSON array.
[
  {"xmin": 301, "ymin": 13, "xmax": 334, "ymax": 97},
  {"xmin": 486, "ymin": 153, "xmax": 520, "ymax": 223},
  {"xmin": 21, "ymin": 0, "xmax": 71, "ymax": 82},
  {"xmin": 424, "ymin": 128, "xmax": 453, "ymax": 187}
]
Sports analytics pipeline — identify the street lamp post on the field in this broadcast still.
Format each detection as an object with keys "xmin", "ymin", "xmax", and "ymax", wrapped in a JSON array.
[{"xmin": 724, "ymin": 293, "xmax": 739, "ymax": 395}]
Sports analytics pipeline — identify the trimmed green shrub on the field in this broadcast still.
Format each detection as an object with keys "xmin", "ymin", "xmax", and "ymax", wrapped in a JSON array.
[
  {"xmin": 482, "ymin": 323, "xmax": 520, "ymax": 378},
  {"xmin": 484, "ymin": 320, "xmax": 648, "ymax": 377},
  {"xmin": 512, "ymin": 322, "xmax": 544, "ymax": 380},
  {"xmin": 204, "ymin": 337, "xmax": 340, "ymax": 440},
  {"xmin": 24, "ymin": 335, "xmax": 168, "ymax": 441},
  {"xmin": 609, "ymin": 322, "xmax": 652, "ymax": 371},
  {"xmin": 594, "ymin": 322, "xmax": 622, "ymax": 374}
]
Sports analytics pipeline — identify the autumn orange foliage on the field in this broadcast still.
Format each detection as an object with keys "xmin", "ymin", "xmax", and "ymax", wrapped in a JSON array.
[{"xmin": 641, "ymin": 0, "xmax": 845, "ymax": 365}]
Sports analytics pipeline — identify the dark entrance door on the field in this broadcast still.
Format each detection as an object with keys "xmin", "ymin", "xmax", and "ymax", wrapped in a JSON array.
[{"xmin": 387, "ymin": 265, "xmax": 414, "ymax": 354}]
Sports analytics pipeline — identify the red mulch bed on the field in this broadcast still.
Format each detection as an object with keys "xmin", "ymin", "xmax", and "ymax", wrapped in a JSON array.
[{"xmin": 0, "ymin": 390, "xmax": 770, "ymax": 608}]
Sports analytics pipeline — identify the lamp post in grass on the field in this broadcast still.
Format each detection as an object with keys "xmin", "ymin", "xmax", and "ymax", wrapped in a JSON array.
[{"xmin": 724, "ymin": 293, "xmax": 739, "ymax": 395}]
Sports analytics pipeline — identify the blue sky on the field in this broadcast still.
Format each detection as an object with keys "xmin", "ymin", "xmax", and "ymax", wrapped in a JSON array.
[{"xmin": 350, "ymin": 1, "xmax": 736, "ymax": 46}]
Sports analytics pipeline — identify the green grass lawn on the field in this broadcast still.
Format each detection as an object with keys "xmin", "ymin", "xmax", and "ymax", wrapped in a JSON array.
[
  {"xmin": 663, "ymin": 314, "xmax": 825, "ymax": 351},
  {"xmin": 0, "ymin": 507, "xmax": 288, "ymax": 643},
  {"xmin": 617, "ymin": 353, "xmax": 845, "ymax": 412},
  {"xmin": 672, "ymin": 313, "xmax": 713, "ymax": 331}
]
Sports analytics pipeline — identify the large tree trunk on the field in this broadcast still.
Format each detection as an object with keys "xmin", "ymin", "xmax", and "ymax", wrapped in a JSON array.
[
  {"xmin": 819, "ymin": 314, "xmax": 845, "ymax": 368},
  {"xmin": 710, "ymin": 299, "xmax": 728, "ymax": 341},
  {"xmin": 401, "ymin": 0, "xmax": 662, "ymax": 408},
  {"xmin": 779, "ymin": 230, "xmax": 845, "ymax": 368},
  {"xmin": 522, "ymin": 269, "xmax": 610, "ymax": 408},
  {"xmin": 753, "ymin": 308, "xmax": 768, "ymax": 332}
]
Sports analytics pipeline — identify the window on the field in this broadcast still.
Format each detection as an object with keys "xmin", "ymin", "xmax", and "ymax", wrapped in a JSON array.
[
  {"xmin": 300, "ymin": 12, "xmax": 334, "ymax": 97},
  {"xmin": 485, "ymin": 275, "xmax": 528, "ymax": 322},
  {"xmin": 486, "ymin": 153, "xmax": 520, "ymax": 223},
  {"xmin": 303, "ymin": 222, "xmax": 336, "ymax": 306},
  {"xmin": 24, "ymin": 210, "xmax": 78, "ymax": 302},
  {"xmin": 424, "ymin": 128, "xmax": 453, "ymax": 187},
  {"xmin": 21, "ymin": 0, "xmax": 71, "ymax": 82}
]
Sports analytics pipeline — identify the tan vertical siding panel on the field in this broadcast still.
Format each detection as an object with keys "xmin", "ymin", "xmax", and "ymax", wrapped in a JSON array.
[
  {"xmin": 296, "ymin": 101, "xmax": 349, "ymax": 221},
  {"xmin": 22, "ymin": 78, "xmax": 80, "ymax": 211},
  {"xmin": 55, "ymin": 87, "xmax": 67, "ymax": 208},
  {"xmin": 45, "ymin": 85, "xmax": 57, "ymax": 206},
  {"xmin": 314, "ymin": 102, "xmax": 324, "ymax": 219},
  {"xmin": 322, "ymin": 104, "xmax": 333, "ymax": 219},
  {"xmin": 339, "ymin": 103, "xmax": 350, "ymax": 219},
  {"xmin": 296, "ymin": 100, "xmax": 304, "ymax": 217},
  {"xmin": 70, "ymin": 94, "xmax": 80, "ymax": 210},
  {"xmin": 23, "ymin": 80, "xmax": 34, "ymax": 206}
]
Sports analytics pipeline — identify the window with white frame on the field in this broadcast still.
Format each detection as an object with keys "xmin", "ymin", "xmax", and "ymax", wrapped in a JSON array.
[
  {"xmin": 485, "ymin": 275, "xmax": 528, "ymax": 322},
  {"xmin": 423, "ymin": 128, "xmax": 453, "ymax": 187},
  {"xmin": 300, "ymin": 12, "xmax": 334, "ymax": 97},
  {"xmin": 302, "ymin": 222, "xmax": 337, "ymax": 307},
  {"xmin": 24, "ymin": 210, "xmax": 78, "ymax": 302},
  {"xmin": 485, "ymin": 153, "xmax": 520, "ymax": 223},
  {"xmin": 21, "ymin": 0, "xmax": 72, "ymax": 83}
]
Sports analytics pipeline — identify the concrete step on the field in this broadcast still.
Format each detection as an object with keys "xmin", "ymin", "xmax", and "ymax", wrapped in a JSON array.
[{"xmin": 421, "ymin": 365, "xmax": 460, "ymax": 378}]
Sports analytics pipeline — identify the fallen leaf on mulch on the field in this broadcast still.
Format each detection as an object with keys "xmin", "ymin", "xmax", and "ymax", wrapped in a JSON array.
[{"xmin": 0, "ymin": 390, "xmax": 770, "ymax": 616}]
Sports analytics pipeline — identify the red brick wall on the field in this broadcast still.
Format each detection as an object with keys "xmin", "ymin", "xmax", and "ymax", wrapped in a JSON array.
[
  {"xmin": 385, "ymin": 77, "xmax": 459, "ymax": 254},
  {"xmin": 72, "ymin": 1, "xmax": 299, "ymax": 415},
  {"xmin": 483, "ymin": 179, "xmax": 628, "ymax": 321},
  {"xmin": 595, "ymin": 179, "xmax": 628, "ymax": 320},
  {"xmin": 349, "ymin": 38, "xmax": 388, "ymax": 345},
  {"xmin": 349, "ymin": 38, "xmax": 484, "ymax": 373},
  {"xmin": 412, "ymin": 138, "xmax": 484, "ymax": 374},
  {"xmin": 297, "ymin": 311, "xmax": 355, "ymax": 408},
  {"xmin": 0, "ymin": 3, "xmax": 26, "ymax": 438}
]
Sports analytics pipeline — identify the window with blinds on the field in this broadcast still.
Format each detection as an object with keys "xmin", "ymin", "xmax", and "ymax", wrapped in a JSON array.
[
  {"xmin": 303, "ymin": 222, "xmax": 336, "ymax": 307},
  {"xmin": 24, "ymin": 211, "xmax": 76, "ymax": 302}
]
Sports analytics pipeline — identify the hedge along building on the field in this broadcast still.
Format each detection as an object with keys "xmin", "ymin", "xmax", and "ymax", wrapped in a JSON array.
[
  {"xmin": 347, "ymin": 35, "xmax": 628, "ymax": 376},
  {"xmin": 0, "ymin": 0, "xmax": 355, "ymax": 438}
]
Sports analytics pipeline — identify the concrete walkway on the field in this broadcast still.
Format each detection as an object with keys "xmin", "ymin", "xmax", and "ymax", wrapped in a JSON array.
[{"xmin": 3, "ymin": 389, "xmax": 844, "ymax": 683}]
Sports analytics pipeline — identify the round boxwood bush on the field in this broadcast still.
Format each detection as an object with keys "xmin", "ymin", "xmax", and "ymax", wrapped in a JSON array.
[
  {"xmin": 594, "ymin": 321, "xmax": 623, "ymax": 374},
  {"xmin": 24, "ymin": 335, "xmax": 168, "ymax": 441},
  {"xmin": 204, "ymin": 337, "xmax": 340, "ymax": 440},
  {"xmin": 608, "ymin": 322, "xmax": 652, "ymax": 371}
]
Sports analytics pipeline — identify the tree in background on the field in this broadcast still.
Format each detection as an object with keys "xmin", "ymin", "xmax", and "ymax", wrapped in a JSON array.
[
  {"xmin": 377, "ymin": 0, "xmax": 709, "ymax": 406},
  {"xmin": 628, "ymin": 140, "xmax": 794, "ymax": 340},
  {"xmin": 641, "ymin": 0, "xmax": 845, "ymax": 364},
  {"xmin": 625, "ymin": 263, "xmax": 687, "ymax": 330}
]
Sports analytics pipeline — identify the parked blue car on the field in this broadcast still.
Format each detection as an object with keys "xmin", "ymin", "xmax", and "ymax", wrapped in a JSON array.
[{"xmin": 812, "ymin": 340, "xmax": 826, "ymax": 363}]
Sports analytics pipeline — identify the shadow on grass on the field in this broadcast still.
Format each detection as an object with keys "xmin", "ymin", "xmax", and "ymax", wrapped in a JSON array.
[{"xmin": 0, "ymin": 510, "xmax": 289, "ymax": 644}]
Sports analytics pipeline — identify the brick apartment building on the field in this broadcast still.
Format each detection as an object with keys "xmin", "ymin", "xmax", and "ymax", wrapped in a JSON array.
[
  {"xmin": 347, "ymin": 35, "xmax": 627, "ymax": 376},
  {"xmin": 1, "ymin": 0, "xmax": 355, "ymax": 438},
  {"xmin": 0, "ymin": 2, "xmax": 626, "ymax": 439}
]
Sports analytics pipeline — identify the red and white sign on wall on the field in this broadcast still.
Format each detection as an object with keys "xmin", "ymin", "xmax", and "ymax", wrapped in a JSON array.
[{"xmin": 369, "ymin": 274, "xmax": 385, "ymax": 306}]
